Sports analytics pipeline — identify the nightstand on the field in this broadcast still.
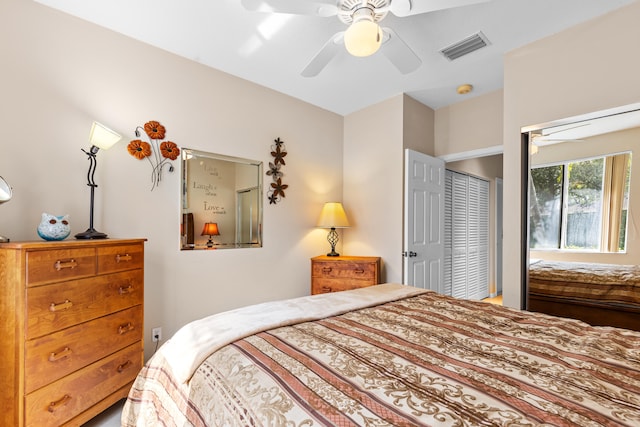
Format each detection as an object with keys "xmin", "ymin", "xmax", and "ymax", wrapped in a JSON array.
[{"xmin": 311, "ymin": 255, "xmax": 381, "ymax": 294}]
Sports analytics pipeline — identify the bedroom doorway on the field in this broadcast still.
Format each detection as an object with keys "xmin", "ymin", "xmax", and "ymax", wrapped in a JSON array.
[{"xmin": 440, "ymin": 149, "xmax": 503, "ymax": 301}]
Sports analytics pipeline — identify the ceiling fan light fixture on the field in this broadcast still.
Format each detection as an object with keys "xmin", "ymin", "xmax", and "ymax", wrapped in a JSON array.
[{"xmin": 344, "ymin": 17, "xmax": 382, "ymax": 57}]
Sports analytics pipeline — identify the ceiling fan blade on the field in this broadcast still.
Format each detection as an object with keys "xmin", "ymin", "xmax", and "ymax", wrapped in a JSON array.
[
  {"xmin": 542, "ymin": 122, "xmax": 590, "ymax": 136},
  {"xmin": 390, "ymin": 0, "xmax": 489, "ymax": 17},
  {"xmin": 380, "ymin": 28, "xmax": 421, "ymax": 74},
  {"xmin": 301, "ymin": 32, "xmax": 344, "ymax": 77},
  {"xmin": 532, "ymin": 137, "xmax": 584, "ymax": 146},
  {"xmin": 241, "ymin": 0, "xmax": 338, "ymax": 17}
]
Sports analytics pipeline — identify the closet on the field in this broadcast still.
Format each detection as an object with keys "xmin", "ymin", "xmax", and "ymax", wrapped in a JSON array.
[{"xmin": 444, "ymin": 170, "xmax": 490, "ymax": 300}]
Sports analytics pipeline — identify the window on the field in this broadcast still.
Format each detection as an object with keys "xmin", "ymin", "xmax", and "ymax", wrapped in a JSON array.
[{"xmin": 529, "ymin": 153, "xmax": 631, "ymax": 252}]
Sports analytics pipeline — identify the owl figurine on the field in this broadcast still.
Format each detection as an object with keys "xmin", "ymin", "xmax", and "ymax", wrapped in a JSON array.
[{"xmin": 37, "ymin": 213, "xmax": 71, "ymax": 241}]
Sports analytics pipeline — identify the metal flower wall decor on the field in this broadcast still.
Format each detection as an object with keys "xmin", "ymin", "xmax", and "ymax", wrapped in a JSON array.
[
  {"xmin": 266, "ymin": 137, "xmax": 288, "ymax": 204},
  {"xmin": 127, "ymin": 120, "xmax": 180, "ymax": 190}
]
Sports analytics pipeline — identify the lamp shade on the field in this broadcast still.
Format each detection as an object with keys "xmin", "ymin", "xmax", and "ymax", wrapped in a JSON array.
[
  {"xmin": 316, "ymin": 202, "xmax": 350, "ymax": 228},
  {"xmin": 89, "ymin": 121, "xmax": 121, "ymax": 150},
  {"xmin": 201, "ymin": 222, "xmax": 220, "ymax": 236},
  {"xmin": 344, "ymin": 18, "xmax": 382, "ymax": 57}
]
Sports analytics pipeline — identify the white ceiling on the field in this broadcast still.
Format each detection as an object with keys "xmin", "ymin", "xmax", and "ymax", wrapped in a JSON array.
[{"xmin": 34, "ymin": 0, "xmax": 635, "ymax": 115}]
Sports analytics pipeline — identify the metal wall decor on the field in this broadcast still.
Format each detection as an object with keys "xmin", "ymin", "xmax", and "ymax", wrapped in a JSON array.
[
  {"xmin": 266, "ymin": 137, "xmax": 288, "ymax": 204},
  {"xmin": 127, "ymin": 120, "xmax": 180, "ymax": 190}
]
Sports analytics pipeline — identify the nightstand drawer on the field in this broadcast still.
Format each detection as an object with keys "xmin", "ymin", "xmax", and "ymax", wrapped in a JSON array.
[
  {"xmin": 26, "ymin": 270, "xmax": 143, "ymax": 339},
  {"xmin": 312, "ymin": 261, "xmax": 377, "ymax": 279},
  {"xmin": 25, "ymin": 305, "xmax": 143, "ymax": 393},
  {"xmin": 26, "ymin": 248, "xmax": 96, "ymax": 287},
  {"xmin": 311, "ymin": 256, "xmax": 381, "ymax": 295},
  {"xmin": 25, "ymin": 342, "xmax": 142, "ymax": 427},
  {"xmin": 97, "ymin": 243, "xmax": 144, "ymax": 274}
]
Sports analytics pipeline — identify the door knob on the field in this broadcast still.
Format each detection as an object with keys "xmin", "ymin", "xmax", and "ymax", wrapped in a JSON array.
[{"xmin": 402, "ymin": 251, "xmax": 417, "ymax": 258}]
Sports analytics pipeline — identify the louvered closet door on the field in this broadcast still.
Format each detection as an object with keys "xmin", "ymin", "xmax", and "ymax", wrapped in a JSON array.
[
  {"xmin": 477, "ymin": 178, "xmax": 490, "ymax": 300},
  {"xmin": 451, "ymin": 172, "xmax": 469, "ymax": 299},
  {"xmin": 443, "ymin": 172, "xmax": 453, "ymax": 296},
  {"xmin": 467, "ymin": 176, "xmax": 480, "ymax": 299},
  {"xmin": 445, "ymin": 170, "xmax": 490, "ymax": 300}
]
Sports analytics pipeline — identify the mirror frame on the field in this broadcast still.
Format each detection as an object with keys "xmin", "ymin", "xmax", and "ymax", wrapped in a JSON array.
[
  {"xmin": 180, "ymin": 148, "xmax": 263, "ymax": 250},
  {"xmin": 520, "ymin": 102, "xmax": 640, "ymax": 310}
]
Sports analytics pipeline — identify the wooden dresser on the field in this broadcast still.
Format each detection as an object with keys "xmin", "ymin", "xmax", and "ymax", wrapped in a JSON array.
[
  {"xmin": 311, "ymin": 255, "xmax": 381, "ymax": 295},
  {"xmin": 0, "ymin": 238, "xmax": 145, "ymax": 427}
]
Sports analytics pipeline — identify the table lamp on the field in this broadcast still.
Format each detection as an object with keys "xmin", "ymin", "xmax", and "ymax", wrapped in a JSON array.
[{"xmin": 316, "ymin": 202, "xmax": 350, "ymax": 256}]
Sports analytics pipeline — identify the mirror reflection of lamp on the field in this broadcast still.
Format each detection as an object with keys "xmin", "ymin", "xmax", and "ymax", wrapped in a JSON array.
[
  {"xmin": 201, "ymin": 222, "xmax": 220, "ymax": 248},
  {"xmin": 75, "ymin": 122, "xmax": 122, "ymax": 239},
  {"xmin": 0, "ymin": 176, "xmax": 13, "ymax": 243},
  {"xmin": 316, "ymin": 202, "xmax": 350, "ymax": 257}
]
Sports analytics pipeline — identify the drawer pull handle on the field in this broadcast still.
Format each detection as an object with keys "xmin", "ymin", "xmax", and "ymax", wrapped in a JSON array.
[
  {"xmin": 49, "ymin": 299, "xmax": 73, "ymax": 312},
  {"xmin": 117, "ymin": 360, "xmax": 133, "ymax": 373},
  {"xmin": 354, "ymin": 268, "xmax": 365, "ymax": 274},
  {"xmin": 119, "ymin": 284, "xmax": 134, "ymax": 295},
  {"xmin": 48, "ymin": 347, "xmax": 72, "ymax": 362},
  {"xmin": 321, "ymin": 286, "xmax": 332, "ymax": 293},
  {"xmin": 322, "ymin": 267, "xmax": 332, "ymax": 274},
  {"xmin": 48, "ymin": 394, "xmax": 71, "ymax": 413},
  {"xmin": 118, "ymin": 322, "xmax": 134, "ymax": 335},
  {"xmin": 116, "ymin": 253, "xmax": 133, "ymax": 263},
  {"xmin": 54, "ymin": 259, "xmax": 77, "ymax": 271}
]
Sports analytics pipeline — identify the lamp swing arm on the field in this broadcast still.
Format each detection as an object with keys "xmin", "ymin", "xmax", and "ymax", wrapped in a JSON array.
[
  {"xmin": 81, "ymin": 146, "xmax": 100, "ymax": 189},
  {"xmin": 80, "ymin": 146, "xmax": 100, "ymax": 233}
]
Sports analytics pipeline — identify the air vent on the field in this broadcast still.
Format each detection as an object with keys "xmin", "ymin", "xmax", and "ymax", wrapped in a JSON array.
[{"xmin": 440, "ymin": 31, "xmax": 490, "ymax": 61}]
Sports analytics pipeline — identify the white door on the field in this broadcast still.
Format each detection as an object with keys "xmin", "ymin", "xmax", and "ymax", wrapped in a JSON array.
[
  {"xmin": 495, "ymin": 178, "xmax": 503, "ymax": 295},
  {"xmin": 403, "ymin": 149, "xmax": 445, "ymax": 291}
]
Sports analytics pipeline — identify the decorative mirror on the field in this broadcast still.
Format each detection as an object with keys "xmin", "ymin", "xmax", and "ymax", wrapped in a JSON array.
[
  {"xmin": 180, "ymin": 149, "xmax": 263, "ymax": 250},
  {"xmin": 0, "ymin": 176, "xmax": 12, "ymax": 243}
]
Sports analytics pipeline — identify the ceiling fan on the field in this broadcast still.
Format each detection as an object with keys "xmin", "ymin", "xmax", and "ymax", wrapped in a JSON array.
[
  {"xmin": 531, "ymin": 123, "xmax": 589, "ymax": 147},
  {"xmin": 241, "ymin": 0, "xmax": 490, "ymax": 77}
]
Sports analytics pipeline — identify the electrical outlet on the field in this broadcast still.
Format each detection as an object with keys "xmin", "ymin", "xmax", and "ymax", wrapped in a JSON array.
[{"xmin": 152, "ymin": 327, "xmax": 162, "ymax": 343}]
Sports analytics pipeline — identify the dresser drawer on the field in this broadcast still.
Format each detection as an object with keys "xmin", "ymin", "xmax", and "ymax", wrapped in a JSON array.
[
  {"xmin": 312, "ymin": 278, "xmax": 377, "ymax": 294},
  {"xmin": 25, "ymin": 342, "xmax": 142, "ymax": 427},
  {"xmin": 26, "ymin": 248, "xmax": 96, "ymax": 287},
  {"xmin": 97, "ymin": 243, "xmax": 144, "ymax": 274},
  {"xmin": 26, "ymin": 270, "xmax": 144, "ymax": 339},
  {"xmin": 25, "ymin": 305, "xmax": 143, "ymax": 393},
  {"xmin": 312, "ymin": 260, "xmax": 377, "ymax": 279}
]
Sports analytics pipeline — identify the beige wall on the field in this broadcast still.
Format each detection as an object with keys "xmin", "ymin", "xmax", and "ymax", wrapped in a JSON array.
[
  {"xmin": 403, "ymin": 95, "xmax": 436, "ymax": 155},
  {"xmin": 1, "ymin": 0, "xmax": 344, "ymax": 360},
  {"xmin": 343, "ymin": 95, "xmax": 435, "ymax": 284},
  {"xmin": 343, "ymin": 95, "xmax": 404, "ymax": 282},
  {"xmin": 503, "ymin": 1, "xmax": 640, "ymax": 308},
  {"xmin": 435, "ymin": 90, "xmax": 503, "ymax": 157}
]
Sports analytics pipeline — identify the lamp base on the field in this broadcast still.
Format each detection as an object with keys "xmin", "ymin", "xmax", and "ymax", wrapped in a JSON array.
[
  {"xmin": 75, "ymin": 228, "xmax": 108, "ymax": 239},
  {"xmin": 326, "ymin": 250, "xmax": 340, "ymax": 257}
]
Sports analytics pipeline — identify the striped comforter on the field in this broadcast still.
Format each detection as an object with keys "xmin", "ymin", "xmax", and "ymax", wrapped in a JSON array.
[
  {"xmin": 122, "ymin": 286, "xmax": 640, "ymax": 426},
  {"xmin": 529, "ymin": 260, "xmax": 640, "ymax": 307}
]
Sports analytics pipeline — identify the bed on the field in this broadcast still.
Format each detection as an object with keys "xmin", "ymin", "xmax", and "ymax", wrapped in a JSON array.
[
  {"xmin": 528, "ymin": 260, "xmax": 640, "ymax": 331},
  {"xmin": 122, "ymin": 283, "xmax": 640, "ymax": 426}
]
